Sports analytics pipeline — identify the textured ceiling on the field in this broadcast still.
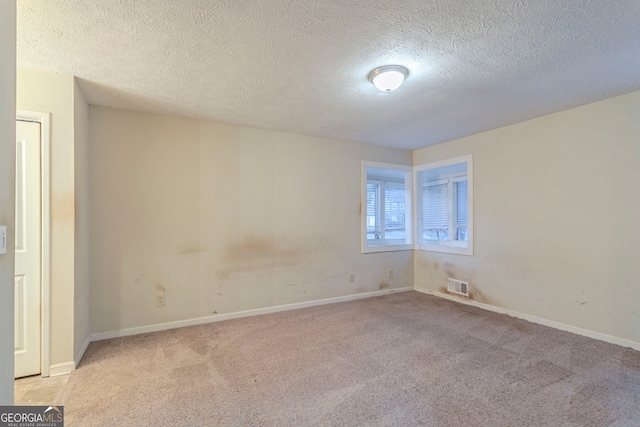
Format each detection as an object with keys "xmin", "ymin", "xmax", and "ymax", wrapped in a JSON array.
[{"xmin": 17, "ymin": 0, "xmax": 640, "ymax": 150}]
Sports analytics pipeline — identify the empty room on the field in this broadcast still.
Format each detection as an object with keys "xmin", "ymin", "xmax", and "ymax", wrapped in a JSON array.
[{"xmin": 1, "ymin": 0, "xmax": 639, "ymax": 425}]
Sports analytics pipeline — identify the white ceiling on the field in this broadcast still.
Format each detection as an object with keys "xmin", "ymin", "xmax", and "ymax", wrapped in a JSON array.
[{"xmin": 17, "ymin": 0, "xmax": 640, "ymax": 150}]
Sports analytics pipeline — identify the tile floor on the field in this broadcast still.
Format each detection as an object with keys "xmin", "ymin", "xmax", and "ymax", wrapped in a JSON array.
[{"xmin": 14, "ymin": 374, "xmax": 69, "ymax": 405}]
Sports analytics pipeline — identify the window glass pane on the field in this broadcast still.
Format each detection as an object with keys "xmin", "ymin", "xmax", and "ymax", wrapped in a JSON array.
[
  {"xmin": 384, "ymin": 184, "xmax": 405, "ymax": 240},
  {"xmin": 457, "ymin": 227, "xmax": 467, "ymax": 241},
  {"xmin": 423, "ymin": 183, "xmax": 448, "ymax": 241},
  {"xmin": 414, "ymin": 156, "xmax": 472, "ymax": 254},
  {"xmin": 455, "ymin": 180, "xmax": 468, "ymax": 241},
  {"xmin": 362, "ymin": 162, "xmax": 412, "ymax": 252},
  {"xmin": 366, "ymin": 183, "xmax": 380, "ymax": 240}
]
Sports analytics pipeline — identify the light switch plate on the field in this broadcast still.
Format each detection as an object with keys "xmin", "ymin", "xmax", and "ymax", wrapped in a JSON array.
[{"xmin": 0, "ymin": 226, "xmax": 6, "ymax": 255}]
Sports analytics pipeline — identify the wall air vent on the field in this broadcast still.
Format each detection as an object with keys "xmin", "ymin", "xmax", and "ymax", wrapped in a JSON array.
[{"xmin": 447, "ymin": 278, "xmax": 469, "ymax": 297}]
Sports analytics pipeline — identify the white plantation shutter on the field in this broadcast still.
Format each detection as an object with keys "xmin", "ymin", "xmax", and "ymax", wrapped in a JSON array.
[
  {"xmin": 423, "ymin": 182, "xmax": 449, "ymax": 240},
  {"xmin": 454, "ymin": 180, "xmax": 468, "ymax": 241},
  {"xmin": 366, "ymin": 183, "xmax": 381, "ymax": 239}
]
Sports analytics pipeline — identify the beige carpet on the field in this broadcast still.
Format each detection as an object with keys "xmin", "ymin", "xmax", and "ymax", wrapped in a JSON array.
[{"xmin": 61, "ymin": 292, "xmax": 640, "ymax": 426}]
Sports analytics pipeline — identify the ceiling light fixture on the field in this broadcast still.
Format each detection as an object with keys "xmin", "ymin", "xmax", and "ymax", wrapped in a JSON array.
[{"xmin": 368, "ymin": 65, "xmax": 409, "ymax": 93}]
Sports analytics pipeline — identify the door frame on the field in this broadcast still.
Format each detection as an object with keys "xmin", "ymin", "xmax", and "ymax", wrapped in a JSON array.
[{"xmin": 16, "ymin": 110, "xmax": 51, "ymax": 378}]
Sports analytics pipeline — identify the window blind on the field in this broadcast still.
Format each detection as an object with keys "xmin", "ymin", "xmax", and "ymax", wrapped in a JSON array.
[
  {"xmin": 366, "ymin": 183, "xmax": 380, "ymax": 239},
  {"xmin": 423, "ymin": 182, "xmax": 449, "ymax": 240},
  {"xmin": 455, "ymin": 180, "xmax": 468, "ymax": 241},
  {"xmin": 384, "ymin": 184, "xmax": 405, "ymax": 239}
]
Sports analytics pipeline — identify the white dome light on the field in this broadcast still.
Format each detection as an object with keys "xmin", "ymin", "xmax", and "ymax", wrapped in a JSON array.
[{"xmin": 368, "ymin": 65, "xmax": 409, "ymax": 93}]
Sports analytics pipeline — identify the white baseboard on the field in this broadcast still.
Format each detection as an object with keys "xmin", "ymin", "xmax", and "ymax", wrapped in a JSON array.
[
  {"xmin": 74, "ymin": 336, "xmax": 91, "ymax": 368},
  {"xmin": 415, "ymin": 287, "xmax": 640, "ymax": 352},
  {"xmin": 91, "ymin": 287, "xmax": 413, "ymax": 342},
  {"xmin": 48, "ymin": 361, "xmax": 75, "ymax": 377}
]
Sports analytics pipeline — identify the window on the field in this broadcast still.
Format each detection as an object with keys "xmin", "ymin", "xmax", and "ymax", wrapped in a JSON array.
[
  {"xmin": 367, "ymin": 180, "xmax": 405, "ymax": 241},
  {"xmin": 362, "ymin": 161, "xmax": 412, "ymax": 253},
  {"xmin": 415, "ymin": 155, "xmax": 473, "ymax": 256},
  {"xmin": 422, "ymin": 177, "xmax": 467, "ymax": 241}
]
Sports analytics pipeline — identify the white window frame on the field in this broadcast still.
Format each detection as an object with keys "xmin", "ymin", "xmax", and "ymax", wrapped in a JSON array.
[
  {"xmin": 414, "ymin": 155, "xmax": 473, "ymax": 256},
  {"xmin": 361, "ymin": 161, "xmax": 413, "ymax": 253}
]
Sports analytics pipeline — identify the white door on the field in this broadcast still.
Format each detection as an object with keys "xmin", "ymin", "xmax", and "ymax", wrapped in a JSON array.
[{"xmin": 14, "ymin": 120, "xmax": 42, "ymax": 378}]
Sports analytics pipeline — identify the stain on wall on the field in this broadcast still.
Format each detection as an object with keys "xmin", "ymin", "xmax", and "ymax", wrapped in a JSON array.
[
  {"xmin": 414, "ymin": 89, "xmax": 640, "ymax": 345},
  {"xmin": 222, "ymin": 234, "xmax": 323, "ymax": 273},
  {"xmin": 419, "ymin": 252, "xmax": 495, "ymax": 307},
  {"xmin": 468, "ymin": 287, "xmax": 491, "ymax": 305},
  {"xmin": 89, "ymin": 106, "xmax": 413, "ymax": 334}
]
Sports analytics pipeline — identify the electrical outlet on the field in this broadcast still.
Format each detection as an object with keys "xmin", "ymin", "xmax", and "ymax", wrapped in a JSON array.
[
  {"xmin": 348, "ymin": 273, "xmax": 355, "ymax": 283},
  {"xmin": 388, "ymin": 269, "xmax": 394, "ymax": 279},
  {"xmin": 156, "ymin": 291, "xmax": 165, "ymax": 307}
]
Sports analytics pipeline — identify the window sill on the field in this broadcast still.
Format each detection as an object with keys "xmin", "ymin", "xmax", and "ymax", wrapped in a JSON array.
[
  {"xmin": 362, "ymin": 243, "xmax": 413, "ymax": 254},
  {"xmin": 417, "ymin": 243, "xmax": 473, "ymax": 256}
]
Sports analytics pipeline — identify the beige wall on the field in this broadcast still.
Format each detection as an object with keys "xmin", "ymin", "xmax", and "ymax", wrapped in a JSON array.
[
  {"xmin": 16, "ymin": 66, "xmax": 82, "ymax": 371},
  {"xmin": 73, "ymin": 80, "xmax": 91, "ymax": 362},
  {"xmin": 16, "ymin": 66, "xmax": 638, "ymax": 366},
  {"xmin": 89, "ymin": 106, "xmax": 413, "ymax": 334},
  {"xmin": 0, "ymin": 0, "xmax": 16, "ymax": 404},
  {"xmin": 414, "ymin": 90, "xmax": 640, "ymax": 345}
]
